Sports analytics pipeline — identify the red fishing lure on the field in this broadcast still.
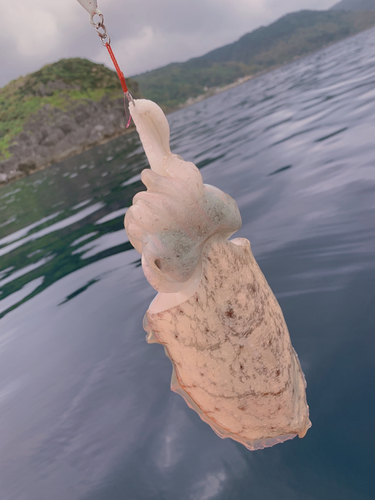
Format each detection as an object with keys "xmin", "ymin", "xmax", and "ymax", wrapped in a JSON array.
[{"xmin": 77, "ymin": 0, "xmax": 134, "ymax": 127}]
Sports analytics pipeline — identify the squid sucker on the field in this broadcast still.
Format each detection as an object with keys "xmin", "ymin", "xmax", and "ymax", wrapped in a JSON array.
[{"xmin": 125, "ymin": 99, "xmax": 311, "ymax": 450}]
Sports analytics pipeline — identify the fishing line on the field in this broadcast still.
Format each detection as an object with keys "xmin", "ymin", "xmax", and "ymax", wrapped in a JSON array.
[{"xmin": 77, "ymin": 0, "xmax": 134, "ymax": 127}]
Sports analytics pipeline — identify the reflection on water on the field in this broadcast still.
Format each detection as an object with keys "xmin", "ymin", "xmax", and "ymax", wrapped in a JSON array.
[
  {"xmin": 0, "ymin": 137, "xmax": 145, "ymax": 318},
  {"xmin": 1, "ymin": 28, "xmax": 375, "ymax": 500}
]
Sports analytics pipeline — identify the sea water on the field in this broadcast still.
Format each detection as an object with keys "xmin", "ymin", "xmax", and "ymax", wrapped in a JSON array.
[{"xmin": 0, "ymin": 27, "xmax": 375, "ymax": 500}]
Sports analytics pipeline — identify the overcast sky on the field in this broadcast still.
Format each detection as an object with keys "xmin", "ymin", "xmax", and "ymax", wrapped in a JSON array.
[{"xmin": 1, "ymin": 0, "xmax": 338, "ymax": 88}]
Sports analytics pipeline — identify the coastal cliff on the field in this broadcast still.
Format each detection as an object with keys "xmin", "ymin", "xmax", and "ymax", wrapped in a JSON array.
[{"xmin": 0, "ymin": 58, "xmax": 141, "ymax": 184}]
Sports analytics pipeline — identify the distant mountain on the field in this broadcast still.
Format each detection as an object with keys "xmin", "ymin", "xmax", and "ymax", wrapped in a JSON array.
[
  {"xmin": 3, "ymin": 7, "xmax": 375, "ymax": 185},
  {"xmin": 330, "ymin": 0, "xmax": 375, "ymax": 11},
  {"xmin": 134, "ymin": 9, "xmax": 375, "ymax": 110},
  {"xmin": 0, "ymin": 58, "xmax": 141, "ymax": 184}
]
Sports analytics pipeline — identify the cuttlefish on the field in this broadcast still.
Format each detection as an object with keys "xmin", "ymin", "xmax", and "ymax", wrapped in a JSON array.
[{"xmin": 125, "ymin": 99, "xmax": 311, "ymax": 450}]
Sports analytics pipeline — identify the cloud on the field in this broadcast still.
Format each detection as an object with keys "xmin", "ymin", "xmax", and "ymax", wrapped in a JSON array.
[
  {"xmin": 0, "ymin": 0, "xmax": 82, "ymax": 85},
  {"xmin": 0, "ymin": 0, "xmax": 337, "ymax": 87},
  {"xmin": 2, "ymin": 1, "xmax": 77, "ymax": 55}
]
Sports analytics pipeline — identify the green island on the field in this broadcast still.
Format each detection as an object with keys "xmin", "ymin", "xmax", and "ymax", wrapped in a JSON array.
[
  {"xmin": 0, "ymin": 58, "xmax": 139, "ymax": 156},
  {"xmin": 0, "ymin": 58, "xmax": 140, "ymax": 182},
  {"xmin": 1, "ymin": 3, "xmax": 375, "ymax": 183}
]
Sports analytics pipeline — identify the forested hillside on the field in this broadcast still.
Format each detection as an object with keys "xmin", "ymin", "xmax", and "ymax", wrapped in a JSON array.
[
  {"xmin": 134, "ymin": 9, "xmax": 375, "ymax": 109},
  {"xmin": 330, "ymin": 0, "xmax": 375, "ymax": 11}
]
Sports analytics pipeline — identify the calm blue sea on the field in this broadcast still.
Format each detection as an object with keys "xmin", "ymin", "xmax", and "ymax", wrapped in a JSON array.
[{"xmin": 1, "ymin": 27, "xmax": 375, "ymax": 500}]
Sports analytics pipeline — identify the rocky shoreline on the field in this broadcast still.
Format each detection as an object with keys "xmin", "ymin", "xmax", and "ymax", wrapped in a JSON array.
[{"xmin": 0, "ymin": 94, "xmax": 134, "ymax": 185}]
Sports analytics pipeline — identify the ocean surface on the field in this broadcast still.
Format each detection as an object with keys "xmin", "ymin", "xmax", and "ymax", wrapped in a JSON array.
[{"xmin": 1, "ymin": 27, "xmax": 375, "ymax": 500}]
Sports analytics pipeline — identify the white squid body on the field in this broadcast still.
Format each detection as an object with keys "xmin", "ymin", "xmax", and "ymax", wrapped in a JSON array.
[{"xmin": 125, "ymin": 99, "xmax": 311, "ymax": 450}]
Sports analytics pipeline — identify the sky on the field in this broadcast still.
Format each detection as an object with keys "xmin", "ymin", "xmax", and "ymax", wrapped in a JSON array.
[{"xmin": 1, "ymin": 0, "xmax": 339, "ymax": 88}]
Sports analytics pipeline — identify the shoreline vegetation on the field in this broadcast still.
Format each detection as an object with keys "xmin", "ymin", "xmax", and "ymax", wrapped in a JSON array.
[
  {"xmin": 1, "ymin": 6, "xmax": 375, "ymax": 187},
  {"xmin": 0, "ymin": 59, "xmax": 142, "ymax": 186}
]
